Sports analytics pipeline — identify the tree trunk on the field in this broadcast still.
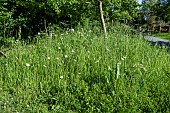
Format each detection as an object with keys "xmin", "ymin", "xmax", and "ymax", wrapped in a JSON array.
[
  {"xmin": 18, "ymin": 26, "xmax": 21, "ymax": 40},
  {"xmin": 99, "ymin": 0, "xmax": 107, "ymax": 37},
  {"xmin": 0, "ymin": 51, "xmax": 6, "ymax": 58}
]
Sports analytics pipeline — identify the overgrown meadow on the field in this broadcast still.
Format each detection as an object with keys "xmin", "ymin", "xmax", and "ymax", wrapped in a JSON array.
[{"xmin": 0, "ymin": 25, "xmax": 170, "ymax": 112}]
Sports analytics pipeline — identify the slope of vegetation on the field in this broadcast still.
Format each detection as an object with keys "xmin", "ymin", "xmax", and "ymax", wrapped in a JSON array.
[{"xmin": 0, "ymin": 25, "xmax": 170, "ymax": 112}]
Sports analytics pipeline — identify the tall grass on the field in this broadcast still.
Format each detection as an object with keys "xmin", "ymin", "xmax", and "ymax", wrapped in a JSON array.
[{"xmin": 0, "ymin": 25, "xmax": 170, "ymax": 112}]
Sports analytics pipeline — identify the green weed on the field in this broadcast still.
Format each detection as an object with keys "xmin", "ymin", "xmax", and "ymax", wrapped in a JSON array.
[{"xmin": 0, "ymin": 25, "xmax": 170, "ymax": 112}]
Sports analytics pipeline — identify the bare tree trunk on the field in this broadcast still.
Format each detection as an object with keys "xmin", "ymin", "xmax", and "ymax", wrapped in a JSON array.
[
  {"xmin": 0, "ymin": 51, "xmax": 6, "ymax": 58},
  {"xmin": 99, "ymin": 0, "xmax": 107, "ymax": 37},
  {"xmin": 18, "ymin": 26, "xmax": 21, "ymax": 40}
]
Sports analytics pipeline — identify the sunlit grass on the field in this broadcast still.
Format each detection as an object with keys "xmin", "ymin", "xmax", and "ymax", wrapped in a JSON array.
[{"xmin": 0, "ymin": 25, "xmax": 170, "ymax": 112}]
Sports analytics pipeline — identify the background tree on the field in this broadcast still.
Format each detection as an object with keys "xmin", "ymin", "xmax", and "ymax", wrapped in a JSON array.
[{"xmin": 0, "ymin": 0, "xmax": 139, "ymax": 44}]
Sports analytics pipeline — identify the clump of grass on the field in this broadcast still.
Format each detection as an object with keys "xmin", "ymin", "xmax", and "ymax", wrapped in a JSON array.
[{"xmin": 0, "ymin": 25, "xmax": 170, "ymax": 112}]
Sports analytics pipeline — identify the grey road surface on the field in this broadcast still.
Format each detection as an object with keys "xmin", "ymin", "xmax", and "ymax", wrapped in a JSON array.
[
  {"xmin": 143, "ymin": 35, "xmax": 170, "ymax": 52},
  {"xmin": 144, "ymin": 35, "xmax": 169, "ymax": 43}
]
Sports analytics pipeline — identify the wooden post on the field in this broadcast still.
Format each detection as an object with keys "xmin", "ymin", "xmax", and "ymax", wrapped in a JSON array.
[{"xmin": 99, "ymin": 0, "xmax": 107, "ymax": 37}]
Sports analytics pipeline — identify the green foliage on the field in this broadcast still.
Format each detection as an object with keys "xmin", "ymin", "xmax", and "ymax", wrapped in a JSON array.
[
  {"xmin": 106, "ymin": 0, "xmax": 139, "ymax": 22},
  {"xmin": 141, "ymin": 0, "xmax": 170, "ymax": 23},
  {"xmin": 0, "ymin": 0, "xmax": 139, "ymax": 44},
  {"xmin": 0, "ymin": 25, "xmax": 169, "ymax": 112},
  {"xmin": 0, "ymin": 7, "xmax": 14, "ymax": 37}
]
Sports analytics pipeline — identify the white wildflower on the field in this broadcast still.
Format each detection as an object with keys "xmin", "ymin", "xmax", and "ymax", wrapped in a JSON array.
[
  {"xmin": 121, "ymin": 56, "xmax": 127, "ymax": 60},
  {"xmin": 87, "ymin": 51, "xmax": 90, "ymax": 53},
  {"xmin": 58, "ymin": 47, "xmax": 61, "ymax": 50},
  {"xmin": 60, "ymin": 76, "xmax": 63, "ymax": 79},
  {"xmin": 121, "ymin": 57, "xmax": 125, "ymax": 61},
  {"xmin": 117, "ymin": 62, "xmax": 121, "ymax": 65},
  {"xmin": 65, "ymin": 55, "xmax": 68, "ymax": 58},
  {"xmin": 116, "ymin": 62, "xmax": 121, "ymax": 79},
  {"xmin": 108, "ymin": 66, "xmax": 112, "ymax": 71},
  {"xmin": 78, "ymin": 32, "xmax": 81, "ymax": 34},
  {"xmin": 71, "ymin": 29, "xmax": 74, "ymax": 32},
  {"xmin": 47, "ymin": 57, "xmax": 50, "ymax": 60},
  {"xmin": 43, "ymin": 65, "xmax": 47, "ymax": 68},
  {"xmin": 26, "ymin": 63, "xmax": 30, "ymax": 67},
  {"xmin": 71, "ymin": 49, "xmax": 74, "ymax": 53}
]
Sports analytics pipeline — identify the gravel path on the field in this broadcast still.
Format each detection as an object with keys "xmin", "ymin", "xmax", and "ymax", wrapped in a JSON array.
[
  {"xmin": 143, "ymin": 34, "xmax": 170, "ymax": 52},
  {"xmin": 144, "ymin": 35, "xmax": 169, "ymax": 43},
  {"xmin": 131, "ymin": 29, "xmax": 170, "ymax": 52}
]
